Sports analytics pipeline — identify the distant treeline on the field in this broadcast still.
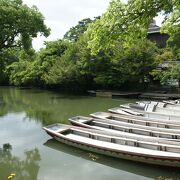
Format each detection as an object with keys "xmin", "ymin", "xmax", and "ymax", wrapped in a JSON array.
[{"xmin": 0, "ymin": 0, "xmax": 179, "ymax": 92}]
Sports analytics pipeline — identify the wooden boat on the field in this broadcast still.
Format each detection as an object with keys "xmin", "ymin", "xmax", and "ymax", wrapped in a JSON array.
[
  {"xmin": 90, "ymin": 112, "xmax": 180, "ymax": 129},
  {"xmin": 121, "ymin": 102, "xmax": 180, "ymax": 116},
  {"xmin": 69, "ymin": 116, "xmax": 180, "ymax": 140},
  {"xmin": 163, "ymin": 100, "xmax": 180, "ymax": 105},
  {"xmin": 109, "ymin": 107, "xmax": 180, "ymax": 121},
  {"xmin": 136, "ymin": 101, "xmax": 180, "ymax": 112},
  {"xmin": 43, "ymin": 123, "xmax": 180, "ymax": 167},
  {"xmin": 139, "ymin": 100, "xmax": 180, "ymax": 107}
]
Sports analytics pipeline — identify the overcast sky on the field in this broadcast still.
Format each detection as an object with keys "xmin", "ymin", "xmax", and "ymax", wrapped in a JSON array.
[
  {"xmin": 23, "ymin": 0, "xmax": 163, "ymax": 50},
  {"xmin": 23, "ymin": 0, "xmax": 111, "ymax": 50}
]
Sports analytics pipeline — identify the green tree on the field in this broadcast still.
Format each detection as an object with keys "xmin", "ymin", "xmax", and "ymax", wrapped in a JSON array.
[
  {"xmin": 87, "ymin": 0, "xmax": 179, "ymax": 54},
  {"xmin": 0, "ymin": 0, "xmax": 50, "ymax": 51},
  {"xmin": 90, "ymin": 39, "xmax": 158, "ymax": 89},
  {"xmin": 63, "ymin": 17, "xmax": 99, "ymax": 42},
  {"xmin": 154, "ymin": 48, "xmax": 176, "ymax": 64},
  {"xmin": 44, "ymin": 35, "xmax": 96, "ymax": 91},
  {"xmin": 6, "ymin": 40, "xmax": 70, "ymax": 87},
  {"xmin": 161, "ymin": 4, "xmax": 180, "ymax": 58},
  {"xmin": 0, "ymin": 0, "xmax": 50, "ymax": 85},
  {"xmin": 38, "ymin": 40, "xmax": 70, "ymax": 85},
  {"xmin": 5, "ymin": 50, "xmax": 38, "ymax": 86},
  {"xmin": 43, "ymin": 42, "xmax": 84, "ymax": 90},
  {"xmin": 152, "ymin": 63, "xmax": 180, "ymax": 87},
  {"xmin": 0, "ymin": 47, "xmax": 22, "ymax": 84},
  {"xmin": 170, "ymin": 64, "xmax": 180, "ymax": 87},
  {"xmin": 39, "ymin": 40, "xmax": 69, "ymax": 58}
]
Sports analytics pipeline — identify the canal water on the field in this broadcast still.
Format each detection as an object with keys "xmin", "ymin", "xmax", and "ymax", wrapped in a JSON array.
[{"xmin": 0, "ymin": 87, "xmax": 180, "ymax": 180}]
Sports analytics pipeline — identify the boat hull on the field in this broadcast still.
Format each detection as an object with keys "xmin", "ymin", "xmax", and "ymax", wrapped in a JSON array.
[{"xmin": 46, "ymin": 130, "xmax": 180, "ymax": 167}]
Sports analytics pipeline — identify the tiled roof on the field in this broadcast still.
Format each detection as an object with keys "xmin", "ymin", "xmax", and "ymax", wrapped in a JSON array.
[
  {"xmin": 148, "ymin": 26, "xmax": 160, "ymax": 34},
  {"xmin": 148, "ymin": 20, "xmax": 160, "ymax": 34}
]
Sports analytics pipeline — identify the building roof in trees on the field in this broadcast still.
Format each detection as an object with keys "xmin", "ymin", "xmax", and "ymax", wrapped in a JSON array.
[
  {"xmin": 157, "ymin": 61, "xmax": 180, "ymax": 70},
  {"xmin": 148, "ymin": 20, "xmax": 160, "ymax": 34}
]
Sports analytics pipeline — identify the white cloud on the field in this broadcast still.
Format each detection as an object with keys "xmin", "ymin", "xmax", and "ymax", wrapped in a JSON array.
[
  {"xmin": 23, "ymin": 0, "xmax": 110, "ymax": 50},
  {"xmin": 155, "ymin": 14, "xmax": 165, "ymax": 26}
]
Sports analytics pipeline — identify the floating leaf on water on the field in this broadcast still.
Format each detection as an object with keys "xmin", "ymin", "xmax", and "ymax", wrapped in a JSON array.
[{"xmin": 88, "ymin": 153, "xmax": 99, "ymax": 161}]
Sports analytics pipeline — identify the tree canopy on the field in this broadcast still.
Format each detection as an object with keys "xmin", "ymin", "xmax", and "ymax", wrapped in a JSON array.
[
  {"xmin": 0, "ymin": 0, "xmax": 50, "ymax": 50},
  {"xmin": 0, "ymin": 0, "xmax": 179, "ymax": 91},
  {"xmin": 87, "ymin": 0, "xmax": 180, "ymax": 54},
  {"xmin": 63, "ymin": 17, "xmax": 99, "ymax": 42},
  {"xmin": 151, "ymin": 63, "xmax": 180, "ymax": 87}
]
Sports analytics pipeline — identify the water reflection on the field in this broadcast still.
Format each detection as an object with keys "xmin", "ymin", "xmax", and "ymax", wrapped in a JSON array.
[
  {"xmin": 44, "ymin": 139, "xmax": 180, "ymax": 180},
  {"xmin": 0, "ymin": 87, "xmax": 128, "ymax": 125},
  {"xmin": 0, "ymin": 96, "xmax": 4, "ymax": 104},
  {"xmin": 0, "ymin": 143, "xmax": 40, "ymax": 180},
  {"xmin": 2, "ymin": 87, "xmax": 180, "ymax": 180}
]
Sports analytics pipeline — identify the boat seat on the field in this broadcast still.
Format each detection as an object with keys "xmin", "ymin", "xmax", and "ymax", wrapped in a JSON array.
[
  {"xmin": 121, "ymin": 109, "xmax": 143, "ymax": 116},
  {"xmin": 130, "ymin": 104, "xmax": 144, "ymax": 110},
  {"xmin": 158, "ymin": 146, "xmax": 167, "ymax": 151},
  {"xmin": 157, "ymin": 102, "xmax": 166, "ymax": 108},
  {"xmin": 145, "ymin": 104, "xmax": 156, "ymax": 112},
  {"xmin": 150, "ymin": 101, "xmax": 158, "ymax": 106},
  {"xmin": 89, "ymin": 134, "xmax": 96, "ymax": 139},
  {"xmin": 108, "ymin": 116, "xmax": 116, "ymax": 120}
]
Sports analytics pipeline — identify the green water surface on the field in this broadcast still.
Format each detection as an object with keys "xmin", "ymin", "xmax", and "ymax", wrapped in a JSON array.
[{"xmin": 0, "ymin": 87, "xmax": 180, "ymax": 180}]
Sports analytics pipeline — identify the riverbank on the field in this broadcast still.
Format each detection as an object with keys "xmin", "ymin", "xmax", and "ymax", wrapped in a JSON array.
[{"xmin": 88, "ymin": 90, "xmax": 180, "ymax": 100}]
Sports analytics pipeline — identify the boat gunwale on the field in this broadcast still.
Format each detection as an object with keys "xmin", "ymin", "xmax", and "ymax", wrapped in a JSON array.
[
  {"xmin": 69, "ymin": 116, "xmax": 180, "ymax": 145},
  {"xmin": 43, "ymin": 125, "xmax": 180, "ymax": 162},
  {"xmin": 120, "ymin": 104, "xmax": 180, "ymax": 116},
  {"xmin": 91, "ymin": 112, "xmax": 180, "ymax": 127},
  {"xmin": 70, "ymin": 116, "xmax": 180, "ymax": 135},
  {"xmin": 44, "ymin": 123, "xmax": 180, "ymax": 152},
  {"xmin": 109, "ymin": 107, "xmax": 180, "ymax": 120}
]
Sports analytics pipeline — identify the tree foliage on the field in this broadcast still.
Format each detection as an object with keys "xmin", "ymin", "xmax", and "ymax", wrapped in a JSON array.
[
  {"xmin": 0, "ymin": 0, "xmax": 50, "ymax": 50},
  {"xmin": 162, "ymin": 9, "xmax": 180, "ymax": 58},
  {"xmin": 43, "ymin": 36, "xmax": 93, "ymax": 90},
  {"xmin": 63, "ymin": 18, "xmax": 98, "ymax": 42},
  {"xmin": 6, "ymin": 40, "xmax": 70, "ymax": 86},
  {"xmin": 87, "ymin": 0, "xmax": 179, "ymax": 54},
  {"xmin": 150, "ymin": 47, "xmax": 179, "ymax": 87},
  {"xmin": 151, "ymin": 63, "xmax": 180, "ymax": 87},
  {"xmin": 1, "ymin": 0, "xmax": 179, "ymax": 91},
  {"xmin": 0, "ymin": 0, "xmax": 50, "ymax": 84},
  {"xmin": 0, "ymin": 47, "xmax": 22, "ymax": 84},
  {"xmin": 6, "ymin": 50, "xmax": 38, "ymax": 86}
]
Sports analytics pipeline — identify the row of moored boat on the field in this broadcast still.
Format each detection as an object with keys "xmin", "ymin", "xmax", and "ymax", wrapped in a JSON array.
[{"xmin": 43, "ymin": 99, "xmax": 180, "ymax": 167}]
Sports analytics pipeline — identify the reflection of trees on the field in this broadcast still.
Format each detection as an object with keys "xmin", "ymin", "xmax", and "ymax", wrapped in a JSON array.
[
  {"xmin": 0, "ymin": 87, "xmax": 85, "ymax": 125},
  {"xmin": 0, "ymin": 87, "xmax": 127, "ymax": 125},
  {"xmin": 0, "ymin": 95, "xmax": 9, "ymax": 116},
  {"xmin": 0, "ymin": 87, "xmax": 61, "ymax": 124},
  {"xmin": 0, "ymin": 143, "xmax": 40, "ymax": 180}
]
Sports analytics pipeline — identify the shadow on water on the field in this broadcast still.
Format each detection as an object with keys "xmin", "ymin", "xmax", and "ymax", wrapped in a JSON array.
[
  {"xmin": 0, "ymin": 143, "xmax": 41, "ymax": 180},
  {"xmin": 0, "ymin": 96, "xmax": 4, "ymax": 105},
  {"xmin": 50, "ymin": 95, "xmax": 92, "ymax": 100},
  {"xmin": 17, "ymin": 87, "xmax": 90, "ymax": 99},
  {"xmin": 44, "ymin": 139, "xmax": 180, "ymax": 180},
  {"xmin": 17, "ymin": 87, "xmax": 45, "ymax": 94}
]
